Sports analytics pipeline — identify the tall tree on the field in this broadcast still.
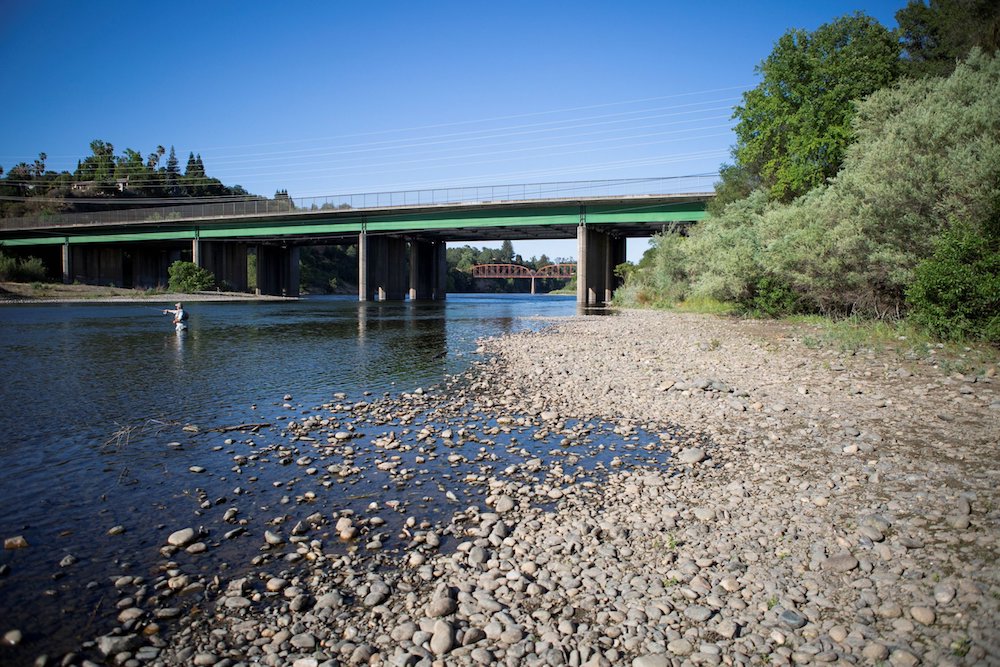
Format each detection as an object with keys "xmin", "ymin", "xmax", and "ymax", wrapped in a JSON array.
[
  {"xmin": 165, "ymin": 146, "xmax": 180, "ymax": 195},
  {"xmin": 146, "ymin": 145, "xmax": 165, "ymax": 169},
  {"xmin": 32, "ymin": 152, "xmax": 47, "ymax": 178},
  {"xmin": 77, "ymin": 140, "xmax": 116, "ymax": 186},
  {"xmin": 732, "ymin": 13, "xmax": 900, "ymax": 202},
  {"xmin": 897, "ymin": 0, "xmax": 1000, "ymax": 78},
  {"xmin": 193, "ymin": 154, "xmax": 206, "ymax": 178},
  {"xmin": 499, "ymin": 239, "xmax": 515, "ymax": 263}
]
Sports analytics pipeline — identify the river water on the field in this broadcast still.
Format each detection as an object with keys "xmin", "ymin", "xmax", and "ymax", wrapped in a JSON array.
[{"xmin": 0, "ymin": 294, "xmax": 590, "ymax": 661}]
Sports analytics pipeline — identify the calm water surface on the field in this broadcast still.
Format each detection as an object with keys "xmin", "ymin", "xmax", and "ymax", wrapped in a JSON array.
[{"xmin": 0, "ymin": 294, "xmax": 587, "ymax": 662}]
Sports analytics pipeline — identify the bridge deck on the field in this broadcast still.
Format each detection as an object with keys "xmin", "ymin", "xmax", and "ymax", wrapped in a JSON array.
[{"xmin": 0, "ymin": 193, "xmax": 710, "ymax": 246}]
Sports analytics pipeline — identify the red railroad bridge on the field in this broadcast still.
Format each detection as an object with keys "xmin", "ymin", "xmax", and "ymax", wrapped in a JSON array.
[{"xmin": 470, "ymin": 263, "xmax": 576, "ymax": 294}]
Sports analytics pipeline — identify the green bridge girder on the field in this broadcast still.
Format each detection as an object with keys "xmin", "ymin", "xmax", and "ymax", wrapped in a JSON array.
[
  {"xmin": 0, "ymin": 194, "xmax": 711, "ymax": 302},
  {"xmin": 0, "ymin": 195, "xmax": 710, "ymax": 247}
]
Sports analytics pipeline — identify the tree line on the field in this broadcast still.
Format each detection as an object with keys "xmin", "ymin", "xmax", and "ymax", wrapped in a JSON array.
[
  {"xmin": 617, "ymin": 0, "xmax": 1000, "ymax": 343},
  {"xmin": 0, "ymin": 140, "xmax": 257, "ymax": 219}
]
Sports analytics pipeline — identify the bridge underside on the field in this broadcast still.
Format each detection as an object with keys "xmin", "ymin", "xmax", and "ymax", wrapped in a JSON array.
[{"xmin": 0, "ymin": 195, "xmax": 708, "ymax": 303}]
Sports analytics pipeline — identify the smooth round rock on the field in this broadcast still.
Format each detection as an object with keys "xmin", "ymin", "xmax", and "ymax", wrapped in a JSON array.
[
  {"xmin": 677, "ymin": 448, "xmax": 706, "ymax": 464},
  {"xmin": 426, "ymin": 597, "xmax": 457, "ymax": 617},
  {"xmin": 910, "ymin": 606, "xmax": 935, "ymax": 625},
  {"xmin": 494, "ymin": 495, "xmax": 515, "ymax": 513},
  {"xmin": 780, "ymin": 609, "xmax": 807, "ymax": 629},
  {"xmin": 823, "ymin": 553, "xmax": 859, "ymax": 572},
  {"xmin": 430, "ymin": 620, "xmax": 455, "ymax": 655},
  {"xmin": 167, "ymin": 528, "xmax": 195, "ymax": 547}
]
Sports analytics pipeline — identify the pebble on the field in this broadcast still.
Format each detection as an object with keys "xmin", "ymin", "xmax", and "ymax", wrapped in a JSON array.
[
  {"xmin": 933, "ymin": 583, "xmax": 956, "ymax": 604},
  {"xmin": 683, "ymin": 605, "xmax": 712, "ymax": 622},
  {"xmin": 823, "ymin": 553, "xmax": 859, "ymax": 572},
  {"xmin": 910, "ymin": 606, "xmax": 935, "ymax": 625},
  {"xmin": 426, "ymin": 597, "xmax": 457, "ymax": 617},
  {"xmin": 779, "ymin": 609, "xmax": 807, "ymax": 629},
  {"xmin": 677, "ymin": 447, "xmax": 706, "ymax": 464},
  {"xmin": 430, "ymin": 619, "xmax": 455, "ymax": 655},
  {"xmin": 3, "ymin": 535, "xmax": 28, "ymax": 550},
  {"xmin": 667, "ymin": 638, "xmax": 693, "ymax": 655},
  {"xmin": 494, "ymin": 495, "xmax": 515, "ymax": 513},
  {"xmin": 166, "ymin": 528, "xmax": 195, "ymax": 547}
]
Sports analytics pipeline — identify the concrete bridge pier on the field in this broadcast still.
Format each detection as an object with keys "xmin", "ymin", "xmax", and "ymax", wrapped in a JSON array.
[
  {"xmin": 256, "ymin": 244, "xmax": 299, "ymax": 297},
  {"xmin": 61, "ymin": 240, "xmax": 71, "ymax": 284},
  {"xmin": 198, "ymin": 241, "xmax": 250, "ymax": 292},
  {"xmin": 359, "ymin": 232, "xmax": 407, "ymax": 301},
  {"xmin": 68, "ymin": 245, "xmax": 125, "ymax": 287},
  {"xmin": 408, "ymin": 239, "xmax": 447, "ymax": 301},
  {"xmin": 576, "ymin": 225, "xmax": 627, "ymax": 305}
]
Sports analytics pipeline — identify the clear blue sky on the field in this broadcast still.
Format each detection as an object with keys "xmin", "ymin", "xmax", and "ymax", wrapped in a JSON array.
[{"xmin": 0, "ymin": 0, "xmax": 904, "ymax": 262}]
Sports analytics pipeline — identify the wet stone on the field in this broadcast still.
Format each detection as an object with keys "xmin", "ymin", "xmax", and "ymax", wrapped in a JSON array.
[{"xmin": 779, "ymin": 609, "xmax": 807, "ymax": 629}]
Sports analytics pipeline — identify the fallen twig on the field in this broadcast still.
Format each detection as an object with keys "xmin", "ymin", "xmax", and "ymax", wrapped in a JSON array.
[{"xmin": 207, "ymin": 422, "xmax": 272, "ymax": 433}]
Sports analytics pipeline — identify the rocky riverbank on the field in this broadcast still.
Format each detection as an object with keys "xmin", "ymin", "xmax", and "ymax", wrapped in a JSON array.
[{"xmin": 44, "ymin": 310, "xmax": 998, "ymax": 666}]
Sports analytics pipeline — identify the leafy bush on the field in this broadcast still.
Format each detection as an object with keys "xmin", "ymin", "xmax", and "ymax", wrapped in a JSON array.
[
  {"xmin": 0, "ymin": 251, "xmax": 48, "ymax": 282},
  {"xmin": 167, "ymin": 260, "xmax": 215, "ymax": 293},
  {"xmin": 906, "ymin": 221, "xmax": 1000, "ymax": 343},
  {"xmin": 623, "ymin": 51, "xmax": 1000, "ymax": 324},
  {"xmin": 0, "ymin": 253, "xmax": 17, "ymax": 280},
  {"xmin": 747, "ymin": 275, "xmax": 802, "ymax": 317},
  {"xmin": 614, "ymin": 227, "xmax": 691, "ymax": 307}
]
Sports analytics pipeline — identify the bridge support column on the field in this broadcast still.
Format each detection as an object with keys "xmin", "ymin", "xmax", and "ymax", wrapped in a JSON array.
[
  {"xmin": 359, "ymin": 232, "xmax": 407, "ymax": 301},
  {"xmin": 408, "ymin": 239, "xmax": 447, "ymax": 300},
  {"xmin": 68, "ymin": 246, "xmax": 125, "ymax": 287},
  {"xmin": 577, "ymin": 225, "xmax": 611, "ymax": 305},
  {"xmin": 61, "ymin": 239, "xmax": 72, "ymax": 284},
  {"xmin": 358, "ymin": 231, "xmax": 368, "ymax": 301},
  {"xmin": 200, "ymin": 241, "xmax": 250, "ymax": 292},
  {"xmin": 256, "ymin": 244, "xmax": 299, "ymax": 297}
]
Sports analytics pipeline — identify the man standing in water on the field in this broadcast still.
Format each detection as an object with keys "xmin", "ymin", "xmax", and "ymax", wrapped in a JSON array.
[{"xmin": 162, "ymin": 302, "xmax": 187, "ymax": 331}]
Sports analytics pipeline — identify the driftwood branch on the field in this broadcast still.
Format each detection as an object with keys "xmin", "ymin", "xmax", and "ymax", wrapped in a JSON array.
[{"xmin": 207, "ymin": 422, "xmax": 271, "ymax": 433}]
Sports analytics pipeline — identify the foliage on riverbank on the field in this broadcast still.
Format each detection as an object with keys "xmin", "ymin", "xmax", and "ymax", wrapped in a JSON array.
[
  {"xmin": 167, "ymin": 261, "xmax": 215, "ymax": 293},
  {"xmin": 616, "ymin": 3, "xmax": 1000, "ymax": 344},
  {"xmin": 0, "ymin": 250, "xmax": 46, "ymax": 282}
]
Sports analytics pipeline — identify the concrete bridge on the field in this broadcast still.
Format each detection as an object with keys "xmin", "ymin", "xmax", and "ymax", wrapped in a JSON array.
[{"xmin": 0, "ymin": 177, "xmax": 713, "ymax": 304}]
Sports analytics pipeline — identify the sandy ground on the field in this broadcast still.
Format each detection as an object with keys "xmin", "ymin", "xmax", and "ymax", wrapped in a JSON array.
[{"xmin": 0, "ymin": 282, "xmax": 293, "ymax": 303}]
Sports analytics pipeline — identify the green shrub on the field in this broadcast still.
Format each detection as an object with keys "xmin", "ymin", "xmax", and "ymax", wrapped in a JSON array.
[
  {"xmin": 167, "ymin": 260, "xmax": 215, "ymax": 293},
  {"xmin": 906, "ymin": 221, "xmax": 1000, "ymax": 343},
  {"xmin": 0, "ymin": 252, "xmax": 16, "ymax": 280},
  {"xmin": 747, "ymin": 275, "xmax": 801, "ymax": 317},
  {"xmin": 0, "ymin": 251, "xmax": 48, "ymax": 282}
]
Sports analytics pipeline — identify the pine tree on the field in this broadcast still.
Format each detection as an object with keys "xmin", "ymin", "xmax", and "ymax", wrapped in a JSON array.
[
  {"xmin": 165, "ymin": 147, "xmax": 179, "ymax": 194},
  {"xmin": 165, "ymin": 146, "xmax": 179, "ymax": 175}
]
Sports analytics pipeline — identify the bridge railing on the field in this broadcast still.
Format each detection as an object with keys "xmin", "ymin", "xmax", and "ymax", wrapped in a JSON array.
[
  {"xmin": 294, "ymin": 174, "xmax": 717, "ymax": 210},
  {"xmin": 0, "ymin": 175, "xmax": 718, "ymax": 231}
]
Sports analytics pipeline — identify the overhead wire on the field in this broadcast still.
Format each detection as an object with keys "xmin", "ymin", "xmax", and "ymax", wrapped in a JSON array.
[
  {"xmin": 1, "ymin": 113, "xmax": 735, "ymax": 190},
  {"xmin": 1, "ymin": 86, "xmax": 741, "ymax": 201}
]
